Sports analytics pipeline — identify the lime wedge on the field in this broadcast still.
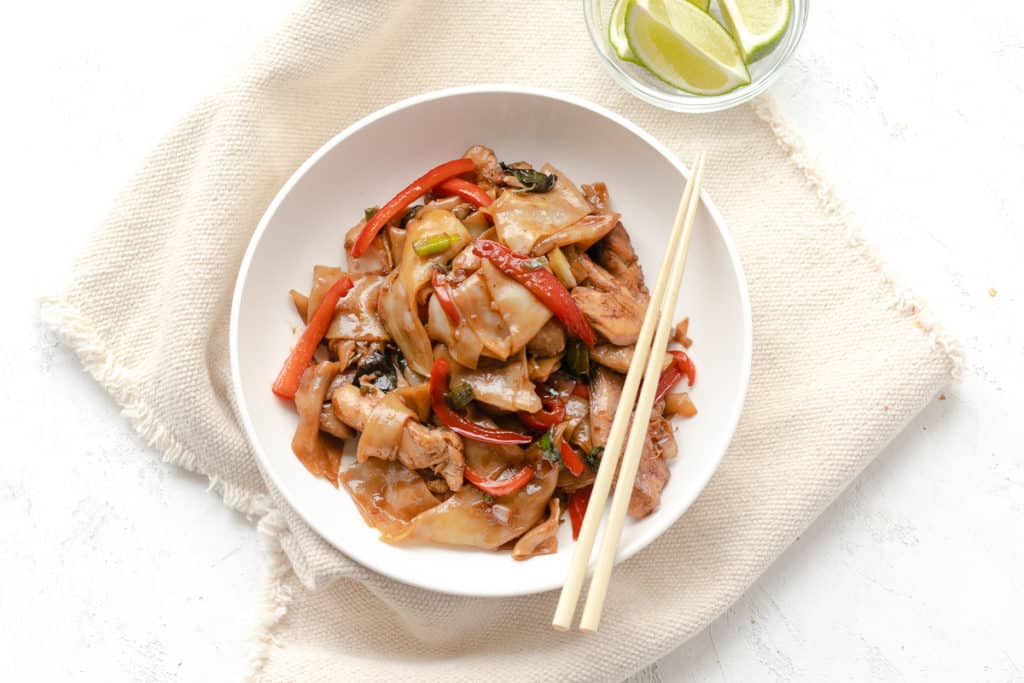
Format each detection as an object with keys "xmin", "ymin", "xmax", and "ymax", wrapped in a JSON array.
[
  {"xmin": 610, "ymin": 0, "xmax": 711, "ymax": 64},
  {"xmin": 718, "ymin": 0, "xmax": 791, "ymax": 63},
  {"xmin": 610, "ymin": 0, "xmax": 642, "ymax": 63},
  {"xmin": 625, "ymin": 0, "xmax": 751, "ymax": 96}
]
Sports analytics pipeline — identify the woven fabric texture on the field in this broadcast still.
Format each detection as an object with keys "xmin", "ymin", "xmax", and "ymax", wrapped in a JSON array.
[{"xmin": 42, "ymin": 1, "xmax": 957, "ymax": 681}]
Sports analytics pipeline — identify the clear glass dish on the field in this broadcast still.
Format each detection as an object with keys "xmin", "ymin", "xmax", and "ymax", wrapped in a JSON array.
[{"xmin": 584, "ymin": 0, "xmax": 809, "ymax": 112}]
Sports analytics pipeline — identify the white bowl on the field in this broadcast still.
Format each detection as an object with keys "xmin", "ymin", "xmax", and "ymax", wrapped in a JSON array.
[{"xmin": 230, "ymin": 85, "xmax": 751, "ymax": 597}]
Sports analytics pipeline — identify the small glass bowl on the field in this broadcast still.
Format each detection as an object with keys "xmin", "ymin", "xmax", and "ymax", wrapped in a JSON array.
[{"xmin": 583, "ymin": 0, "xmax": 809, "ymax": 112}]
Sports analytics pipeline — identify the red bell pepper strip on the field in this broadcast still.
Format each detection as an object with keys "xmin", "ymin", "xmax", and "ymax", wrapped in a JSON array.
[
  {"xmin": 676, "ymin": 349, "xmax": 696, "ymax": 387},
  {"xmin": 571, "ymin": 381, "xmax": 589, "ymax": 399},
  {"xmin": 559, "ymin": 439, "xmax": 585, "ymax": 477},
  {"xmin": 654, "ymin": 350, "xmax": 697, "ymax": 403},
  {"xmin": 350, "ymin": 158, "xmax": 475, "ymax": 258},
  {"xmin": 654, "ymin": 363, "xmax": 683, "ymax": 404},
  {"xmin": 473, "ymin": 239, "xmax": 596, "ymax": 348},
  {"xmin": 431, "ymin": 269, "xmax": 460, "ymax": 324},
  {"xmin": 464, "ymin": 464, "xmax": 535, "ymax": 497},
  {"xmin": 568, "ymin": 486, "xmax": 592, "ymax": 540},
  {"xmin": 272, "ymin": 275, "xmax": 354, "ymax": 399},
  {"xmin": 518, "ymin": 396, "xmax": 566, "ymax": 431},
  {"xmin": 436, "ymin": 178, "xmax": 493, "ymax": 207},
  {"xmin": 429, "ymin": 358, "xmax": 531, "ymax": 445}
]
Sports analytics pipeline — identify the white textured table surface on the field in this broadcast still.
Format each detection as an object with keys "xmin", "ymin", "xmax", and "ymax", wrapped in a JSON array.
[{"xmin": 2, "ymin": 1, "xmax": 1022, "ymax": 680}]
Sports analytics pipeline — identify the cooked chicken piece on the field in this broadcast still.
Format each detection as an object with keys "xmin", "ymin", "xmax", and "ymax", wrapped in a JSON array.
[
  {"xmin": 400, "ymin": 424, "xmax": 464, "ymax": 491},
  {"xmin": 463, "ymin": 145, "xmax": 504, "ymax": 186},
  {"xmin": 332, "ymin": 384, "xmax": 465, "ymax": 490},
  {"xmin": 628, "ymin": 430, "xmax": 670, "ymax": 519},
  {"xmin": 574, "ymin": 251, "xmax": 636, "ymax": 294},
  {"xmin": 330, "ymin": 384, "xmax": 382, "ymax": 431},
  {"xmin": 593, "ymin": 219, "xmax": 646, "ymax": 296},
  {"xmin": 512, "ymin": 498, "xmax": 561, "ymax": 561},
  {"xmin": 595, "ymin": 244, "xmax": 647, "ymax": 296},
  {"xmin": 562, "ymin": 244, "xmax": 590, "ymax": 284},
  {"xmin": 591, "ymin": 344, "xmax": 672, "ymax": 373},
  {"xmin": 600, "ymin": 223, "xmax": 638, "ymax": 264},
  {"xmin": 572, "ymin": 286, "xmax": 646, "ymax": 346},
  {"xmin": 572, "ymin": 253, "xmax": 648, "ymax": 346},
  {"xmin": 526, "ymin": 318, "xmax": 567, "ymax": 357},
  {"xmin": 590, "ymin": 344, "xmax": 633, "ymax": 373},
  {"xmin": 589, "ymin": 367, "xmax": 624, "ymax": 448},
  {"xmin": 649, "ymin": 415, "xmax": 677, "ymax": 461}
]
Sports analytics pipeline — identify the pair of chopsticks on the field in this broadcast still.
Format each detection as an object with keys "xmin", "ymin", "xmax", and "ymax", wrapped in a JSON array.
[{"xmin": 553, "ymin": 152, "xmax": 707, "ymax": 633}]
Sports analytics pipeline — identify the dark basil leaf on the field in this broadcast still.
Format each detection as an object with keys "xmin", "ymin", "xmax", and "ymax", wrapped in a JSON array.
[
  {"xmin": 374, "ymin": 372, "xmax": 397, "ymax": 392},
  {"xmin": 537, "ymin": 426, "xmax": 561, "ymax": 464},
  {"xmin": 500, "ymin": 162, "xmax": 557, "ymax": 193},
  {"xmin": 446, "ymin": 382, "xmax": 474, "ymax": 410},
  {"xmin": 399, "ymin": 204, "xmax": 422, "ymax": 228},
  {"xmin": 354, "ymin": 350, "xmax": 388, "ymax": 379}
]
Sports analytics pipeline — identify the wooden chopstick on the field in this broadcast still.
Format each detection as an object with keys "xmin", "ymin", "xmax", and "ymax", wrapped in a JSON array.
[
  {"xmin": 552, "ymin": 152, "xmax": 708, "ymax": 632},
  {"xmin": 578, "ymin": 152, "xmax": 707, "ymax": 632}
]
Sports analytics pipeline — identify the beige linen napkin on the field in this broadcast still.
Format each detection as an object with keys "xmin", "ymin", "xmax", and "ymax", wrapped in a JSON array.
[{"xmin": 42, "ymin": 1, "xmax": 959, "ymax": 681}]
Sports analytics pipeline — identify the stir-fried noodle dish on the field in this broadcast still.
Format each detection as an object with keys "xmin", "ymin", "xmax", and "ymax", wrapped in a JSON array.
[{"xmin": 272, "ymin": 146, "xmax": 697, "ymax": 560}]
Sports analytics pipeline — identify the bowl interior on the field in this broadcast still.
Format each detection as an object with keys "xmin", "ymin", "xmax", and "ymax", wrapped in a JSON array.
[
  {"xmin": 584, "ymin": 0, "xmax": 809, "ymax": 112},
  {"xmin": 231, "ymin": 87, "xmax": 751, "ymax": 596}
]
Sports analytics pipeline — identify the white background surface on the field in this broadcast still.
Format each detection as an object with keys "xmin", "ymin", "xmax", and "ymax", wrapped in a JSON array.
[{"xmin": 1, "ymin": 1, "xmax": 1021, "ymax": 681}]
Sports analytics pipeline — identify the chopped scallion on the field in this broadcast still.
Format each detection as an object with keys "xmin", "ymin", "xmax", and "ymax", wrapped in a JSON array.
[{"xmin": 413, "ymin": 232, "xmax": 457, "ymax": 257}]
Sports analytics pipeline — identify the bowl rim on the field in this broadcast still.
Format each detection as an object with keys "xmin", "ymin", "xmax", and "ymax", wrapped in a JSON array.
[{"xmin": 229, "ymin": 84, "xmax": 752, "ymax": 596}]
